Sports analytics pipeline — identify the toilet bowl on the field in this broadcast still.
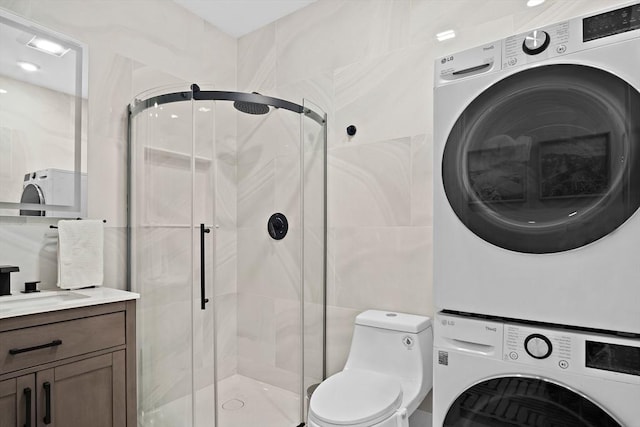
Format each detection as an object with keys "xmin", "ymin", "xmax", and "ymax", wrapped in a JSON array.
[{"xmin": 308, "ymin": 310, "xmax": 433, "ymax": 427}]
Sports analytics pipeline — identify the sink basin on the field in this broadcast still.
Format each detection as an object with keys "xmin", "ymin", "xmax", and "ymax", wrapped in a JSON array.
[{"xmin": 0, "ymin": 291, "xmax": 90, "ymax": 313}]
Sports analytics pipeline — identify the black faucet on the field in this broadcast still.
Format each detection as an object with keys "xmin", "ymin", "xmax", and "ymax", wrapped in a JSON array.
[{"xmin": 0, "ymin": 266, "xmax": 19, "ymax": 296}]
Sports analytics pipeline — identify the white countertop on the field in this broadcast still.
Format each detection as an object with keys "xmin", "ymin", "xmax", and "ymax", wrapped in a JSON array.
[{"xmin": 0, "ymin": 287, "xmax": 139, "ymax": 320}]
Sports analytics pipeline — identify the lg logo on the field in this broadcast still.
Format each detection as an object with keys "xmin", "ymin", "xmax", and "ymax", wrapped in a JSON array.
[{"xmin": 441, "ymin": 56, "xmax": 454, "ymax": 64}]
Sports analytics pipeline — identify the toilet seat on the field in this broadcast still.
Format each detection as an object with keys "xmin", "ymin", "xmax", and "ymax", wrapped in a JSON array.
[{"xmin": 309, "ymin": 369, "xmax": 403, "ymax": 426}]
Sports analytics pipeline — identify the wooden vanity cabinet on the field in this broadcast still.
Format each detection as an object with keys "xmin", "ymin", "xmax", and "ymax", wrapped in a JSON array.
[
  {"xmin": 0, "ymin": 301, "xmax": 136, "ymax": 427},
  {"xmin": 0, "ymin": 376, "xmax": 35, "ymax": 427}
]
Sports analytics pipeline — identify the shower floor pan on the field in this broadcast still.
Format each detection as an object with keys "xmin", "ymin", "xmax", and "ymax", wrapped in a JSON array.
[{"xmin": 146, "ymin": 374, "xmax": 301, "ymax": 427}]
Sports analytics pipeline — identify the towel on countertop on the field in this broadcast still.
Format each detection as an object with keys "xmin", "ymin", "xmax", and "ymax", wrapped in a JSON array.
[{"xmin": 57, "ymin": 219, "xmax": 104, "ymax": 289}]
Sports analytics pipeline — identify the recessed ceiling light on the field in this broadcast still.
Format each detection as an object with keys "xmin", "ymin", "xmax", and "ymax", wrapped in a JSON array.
[
  {"xmin": 436, "ymin": 30, "xmax": 456, "ymax": 42},
  {"xmin": 170, "ymin": 114, "xmax": 179, "ymax": 119},
  {"xmin": 26, "ymin": 36, "xmax": 70, "ymax": 57},
  {"xmin": 17, "ymin": 61, "xmax": 39, "ymax": 72},
  {"xmin": 527, "ymin": 0, "xmax": 545, "ymax": 7},
  {"xmin": 0, "ymin": 89, "xmax": 7, "ymax": 94}
]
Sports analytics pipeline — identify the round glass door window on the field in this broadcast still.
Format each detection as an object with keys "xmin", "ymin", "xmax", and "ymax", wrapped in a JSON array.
[
  {"xmin": 443, "ymin": 376, "xmax": 621, "ymax": 426},
  {"xmin": 19, "ymin": 183, "xmax": 45, "ymax": 216},
  {"xmin": 442, "ymin": 64, "xmax": 640, "ymax": 253}
]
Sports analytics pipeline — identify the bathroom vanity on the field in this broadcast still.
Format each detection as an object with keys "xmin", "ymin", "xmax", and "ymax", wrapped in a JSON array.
[{"xmin": 0, "ymin": 288, "xmax": 138, "ymax": 427}]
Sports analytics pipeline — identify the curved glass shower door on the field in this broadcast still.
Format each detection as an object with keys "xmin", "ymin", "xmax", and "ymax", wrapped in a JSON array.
[
  {"xmin": 129, "ymin": 85, "xmax": 217, "ymax": 427},
  {"xmin": 129, "ymin": 86, "xmax": 326, "ymax": 427}
]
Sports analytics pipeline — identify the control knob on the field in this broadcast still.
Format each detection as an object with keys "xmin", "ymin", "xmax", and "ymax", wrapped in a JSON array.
[
  {"xmin": 524, "ymin": 333, "xmax": 552, "ymax": 359},
  {"xmin": 522, "ymin": 30, "xmax": 550, "ymax": 55}
]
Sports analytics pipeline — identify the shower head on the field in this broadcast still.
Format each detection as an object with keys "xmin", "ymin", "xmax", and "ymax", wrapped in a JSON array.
[{"xmin": 233, "ymin": 92, "xmax": 270, "ymax": 115}]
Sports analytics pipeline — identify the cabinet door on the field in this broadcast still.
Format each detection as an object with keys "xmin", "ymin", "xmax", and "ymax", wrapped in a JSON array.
[
  {"xmin": 37, "ymin": 351, "xmax": 126, "ymax": 427},
  {"xmin": 0, "ymin": 375, "xmax": 36, "ymax": 427}
]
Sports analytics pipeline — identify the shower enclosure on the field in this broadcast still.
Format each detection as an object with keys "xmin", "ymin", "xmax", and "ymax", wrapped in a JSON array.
[{"xmin": 127, "ymin": 85, "xmax": 326, "ymax": 427}]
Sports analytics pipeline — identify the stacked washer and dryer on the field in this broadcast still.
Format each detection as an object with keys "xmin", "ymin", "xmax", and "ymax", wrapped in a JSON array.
[{"xmin": 433, "ymin": 3, "xmax": 640, "ymax": 426}]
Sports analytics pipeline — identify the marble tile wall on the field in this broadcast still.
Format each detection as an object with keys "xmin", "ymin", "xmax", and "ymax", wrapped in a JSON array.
[{"xmin": 236, "ymin": 0, "xmax": 633, "ymax": 403}]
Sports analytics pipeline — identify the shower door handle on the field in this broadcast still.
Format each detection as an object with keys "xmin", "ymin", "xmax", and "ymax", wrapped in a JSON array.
[{"xmin": 200, "ymin": 224, "xmax": 211, "ymax": 310}]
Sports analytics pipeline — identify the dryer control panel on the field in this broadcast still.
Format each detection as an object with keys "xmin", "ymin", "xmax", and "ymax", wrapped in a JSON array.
[
  {"xmin": 503, "ymin": 21, "xmax": 571, "ymax": 69},
  {"xmin": 436, "ymin": 2, "xmax": 640, "ymax": 88}
]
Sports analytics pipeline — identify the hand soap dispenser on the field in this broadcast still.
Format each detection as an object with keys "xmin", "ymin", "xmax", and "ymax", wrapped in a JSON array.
[{"xmin": 0, "ymin": 265, "xmax": 19, "ymax": 296}]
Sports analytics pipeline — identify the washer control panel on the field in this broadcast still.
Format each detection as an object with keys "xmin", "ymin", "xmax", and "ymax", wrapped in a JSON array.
[
  {"xmin": 504, "ymin": 324, "xmax": 573, "ymax": 371},
  {"xmin": 436, "ymin": 313, "xmax": 640, "ymax": 384}
]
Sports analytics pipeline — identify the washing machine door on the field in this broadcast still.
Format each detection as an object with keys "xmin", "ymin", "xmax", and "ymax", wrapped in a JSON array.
[
  {"xmin": 19, "ymin": 183, "xmax": 45, "ymax": 216},
  {"xmin": 442, "ymin": 64, "xmax": 640, "ymax": 253},
  {"xmin": 443, "ymin": 376, "xmax": 621, "ymax": 426}
]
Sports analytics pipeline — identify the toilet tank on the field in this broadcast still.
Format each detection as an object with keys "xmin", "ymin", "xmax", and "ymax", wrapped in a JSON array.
[{"xmin": 344, "ymin": 310, "xmax": 433, "ymax": 388}]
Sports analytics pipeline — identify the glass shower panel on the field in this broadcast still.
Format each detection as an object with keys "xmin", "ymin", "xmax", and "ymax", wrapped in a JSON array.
[
  {"xmin": 131, "ymin": 94, "xmax": 195, "ymax": 426},
  {"xmin": 301, "ymin": 99, "xmax": 327, "ymax": 420},
  {"xmin": 221, "ymin": 103, "xmax": 302, "ymax": 427},
  {"xmin": 193, "ymin": 98, "xmax": 217, "ymax": 427},
  {"xmin": 210, "ymin": 99, "xmax": 237, "ymax": 389}
]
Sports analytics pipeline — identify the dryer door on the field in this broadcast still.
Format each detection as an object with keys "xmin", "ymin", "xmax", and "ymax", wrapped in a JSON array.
[
  {"xmin": 443, "ymin": 376, "xmax": 621, "ymax": 426},
  {"xmin": 442, "ymin": 64, "xmax": 640, "ymax": 253},
  {"xmin": 19, "ymin": 183, "xmax": 45, "ymax": 216}
]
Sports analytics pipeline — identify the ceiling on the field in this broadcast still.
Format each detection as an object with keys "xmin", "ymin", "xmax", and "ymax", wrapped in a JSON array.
[{"xmin": 174, "ymin": 0, "xmax": 317, "ymax": 38}]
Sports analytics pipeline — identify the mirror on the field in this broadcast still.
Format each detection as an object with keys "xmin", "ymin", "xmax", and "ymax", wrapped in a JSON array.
[{"xmin": 0, "ymin": 9, "xmax": 87, "ymax": 217}]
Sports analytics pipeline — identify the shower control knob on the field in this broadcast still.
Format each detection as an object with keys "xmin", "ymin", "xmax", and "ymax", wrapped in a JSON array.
[
  {"xmin": 524, "ymin": 334, "xmax": 552, "ymax": 359},
  {"xmin": 522, "ymin": 30, "xmax": 550, "ymax": 55},
  {"xmin": 267, "ymin": 213, "xmax": 288, "ymax": 240}
]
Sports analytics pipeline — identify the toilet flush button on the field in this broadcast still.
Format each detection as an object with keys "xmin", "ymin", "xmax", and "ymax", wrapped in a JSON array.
[{"xmin": 402, "ymin": 336, "xmax": 414, "ymax": 349}]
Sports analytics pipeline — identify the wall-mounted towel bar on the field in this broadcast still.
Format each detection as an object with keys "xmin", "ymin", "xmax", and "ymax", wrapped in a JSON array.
[{"xmin": 49, "ymin": 219, "xmax": 106, "ymax": 229}]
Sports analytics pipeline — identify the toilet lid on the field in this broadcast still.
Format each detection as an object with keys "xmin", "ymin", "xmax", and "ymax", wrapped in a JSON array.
[{"xmin": 309, "ymin": 370, "xmax": 403, "ymax": 426}]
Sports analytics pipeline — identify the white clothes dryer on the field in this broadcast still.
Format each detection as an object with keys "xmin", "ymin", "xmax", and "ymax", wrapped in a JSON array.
[
  {"xmin": 434, "ymin": 2, "xmax": 640, "ymax": 334},
  {"xmin": 20, "ymin": 169, "xmax": 87, "ymax": 217},
  {"xmin": 433, "ymin": 312, "xmax": 640, "ymax": 426}
]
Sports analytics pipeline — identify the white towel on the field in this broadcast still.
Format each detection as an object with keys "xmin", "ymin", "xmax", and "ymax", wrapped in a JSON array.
[{"xmin": 57, "ymin": 220, "xmax": 104, "ymax": 289}]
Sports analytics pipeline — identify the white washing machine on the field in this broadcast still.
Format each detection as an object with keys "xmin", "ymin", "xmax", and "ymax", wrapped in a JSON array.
[
  {"xmin": 20, "ymin": 168, "xmax": 87, "ymax": 217},
  {"xmin": 433, "ymin": 312, "xmax": 640, "ymax": 426},
  {"xmin": 434, "ymin": 2, "xmax": 640, "ymax": 334}
]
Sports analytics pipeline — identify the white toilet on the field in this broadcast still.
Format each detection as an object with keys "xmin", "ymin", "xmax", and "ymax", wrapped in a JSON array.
[{"xmin": 308, "ymin": 310, "xmax": 433, "ymax": 427}]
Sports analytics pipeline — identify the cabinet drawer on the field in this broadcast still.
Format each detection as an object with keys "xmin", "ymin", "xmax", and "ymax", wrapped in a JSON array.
[{"xmin": 0, "ymin": 312, "xmax": 125, "ymax": 374}]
